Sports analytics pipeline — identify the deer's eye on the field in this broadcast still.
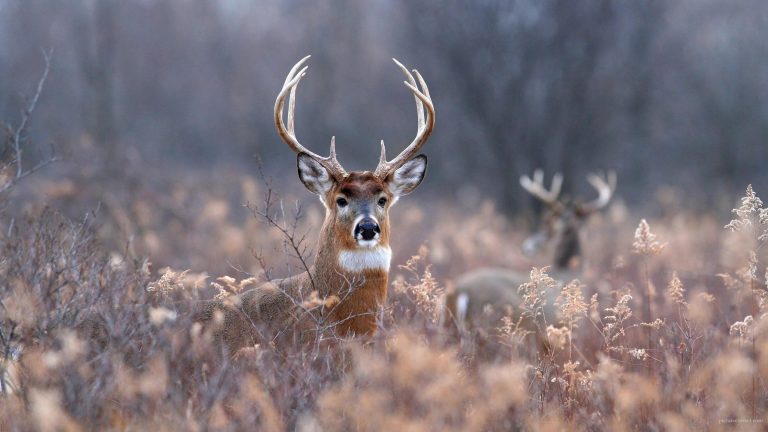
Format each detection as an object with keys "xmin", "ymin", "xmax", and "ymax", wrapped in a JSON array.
[
  {"xmin": 336, "ymin": 197, "xmax": 348, "ymax": 207},
  {"xmin": 378, "ymin": 197, "xmax": 387, "ymax": 207}
]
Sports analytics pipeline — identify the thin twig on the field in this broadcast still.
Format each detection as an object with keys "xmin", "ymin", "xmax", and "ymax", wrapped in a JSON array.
[
  {"xmin": 249, "ymin": 162, "xmax": 317, "ymax": 293},
  {"xmin": 3, "ymin": 49, "xmax": 57, "ymax": 194},
  {"xmin": 13, "ymin": 49, "xmax": 53, "ymax": 177}
]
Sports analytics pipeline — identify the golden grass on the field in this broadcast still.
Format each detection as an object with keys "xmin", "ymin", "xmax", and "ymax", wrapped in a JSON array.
[{"xmin": 2, "ymin": 175, "xmax": 768, "ymax": 431}]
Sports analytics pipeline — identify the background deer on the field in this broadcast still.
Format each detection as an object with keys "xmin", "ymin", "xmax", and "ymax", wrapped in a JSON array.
[
  {"xmin": 444, "ymin": 170, "xmax": 616, "ymax": 339},
  {"xmin": 196, "ymin": 56, "xmax": 435, "ymax": 352}
]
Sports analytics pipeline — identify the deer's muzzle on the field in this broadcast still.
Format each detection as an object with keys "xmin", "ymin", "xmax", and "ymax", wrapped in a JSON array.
[{"xmin": 355, "ymin": 218, "xmax": 381, "ymax": 242}]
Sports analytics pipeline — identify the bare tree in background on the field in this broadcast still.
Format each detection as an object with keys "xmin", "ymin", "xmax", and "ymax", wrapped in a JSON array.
[
  {"xmin": 0, "ymin": 0, "xmax": 766, "ymax": 211},
  {"xmin": 397, "ymin": 0, "xmax": 666, "ymax": 213},
  {"xmin": 0, "ymin": 50, "xmax": 57, "ymax": 195},
  {"xmin": 73, "ymin": 0, "xmax": 118, "ymax": 166}
]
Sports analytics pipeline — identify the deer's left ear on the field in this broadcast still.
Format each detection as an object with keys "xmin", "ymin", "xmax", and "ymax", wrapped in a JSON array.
[{"xmin": 387, "ymin": 155, "xmax": 427, "ymax": 197}]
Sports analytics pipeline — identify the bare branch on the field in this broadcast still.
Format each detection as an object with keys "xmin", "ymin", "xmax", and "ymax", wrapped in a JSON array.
[
  {"xmin": 250, "ymin": 161, "xmax": 317, "ymax": 294},
  {"xmin": 13, "ymin": 49, "xmax": 52, "ymax": 177},
  {"xmin": 2, "ymin": 49, "xmax": 57, "ymax": 194},
  {"xmin": 0, "ymin": 145, "xmax": 59, "ymax": 194}
]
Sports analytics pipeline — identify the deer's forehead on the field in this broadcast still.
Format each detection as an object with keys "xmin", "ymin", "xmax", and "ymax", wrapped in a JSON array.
[{"xmin": 335, "ymin": 172, "xmax": 387, "ymax": 198}]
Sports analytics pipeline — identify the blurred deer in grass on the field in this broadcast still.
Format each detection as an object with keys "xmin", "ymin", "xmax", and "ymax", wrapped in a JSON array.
[
  {"xmin": 444, "ymin": 170, "xmax": 616, "ymax": 341},
  {"xmin": 196, "ymin": 56, "xmax": 435, "ymax": 353}
]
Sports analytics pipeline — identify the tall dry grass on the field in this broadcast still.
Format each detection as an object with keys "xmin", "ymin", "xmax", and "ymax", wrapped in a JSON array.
[{"xmin": 2, "ymin": 163, "xmax": 768, "ymax": 431}]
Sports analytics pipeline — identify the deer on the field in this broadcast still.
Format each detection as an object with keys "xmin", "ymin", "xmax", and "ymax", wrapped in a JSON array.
[
  {"xmin": 195, "ymin": 56, "xmax": 435, "ymax": 353},
  {"xmin": 444, "ymin": 170, "xmax": 616, "ymax": 345}
]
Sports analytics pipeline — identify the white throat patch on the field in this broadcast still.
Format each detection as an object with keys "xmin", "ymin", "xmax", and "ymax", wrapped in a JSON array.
[{"xmin": 338, "ymin": 246, "xmax": 392, "ymax": 273}]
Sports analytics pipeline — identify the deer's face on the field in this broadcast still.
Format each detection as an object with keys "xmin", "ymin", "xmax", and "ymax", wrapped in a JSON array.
[
  {"xmin": 297, "ymin": 154, "xmax": 427, "ymax": 249},
  {"xmin": 523, "ymin": 202, "xmax": 585, "ymax": 258}
]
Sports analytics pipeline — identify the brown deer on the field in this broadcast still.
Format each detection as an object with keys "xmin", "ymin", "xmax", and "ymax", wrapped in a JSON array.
[
  {"xmin": 196, "ymin": 56, "xmax": 435, "ymax": 352},
  {"xmin": 444, "ymin": 170, "xmax": 616, "ymax": 337}
]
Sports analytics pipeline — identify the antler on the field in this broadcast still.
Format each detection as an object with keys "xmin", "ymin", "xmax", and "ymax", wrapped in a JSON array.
[
  {"xmin": 520, "ymin": 169, "xmax": 563, "ymax": 205},
  {"xmin": 374, "ymin": 58, "xmax": 435, "ymax": 179},
  {"xmin": 274, "ymin": 55, "xmax": 346, "ymax": 179},
  {"xmin": 577, "ymin": 171, "xmax": 617, "ymax": 213}
]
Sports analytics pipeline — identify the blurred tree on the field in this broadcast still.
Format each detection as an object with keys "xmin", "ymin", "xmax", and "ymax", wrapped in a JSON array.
[
  {"xmin": 0, "ymin": 0, "xmax": 766, "ymax": 213},
  {"xmin": 73, "ymin": 0, "xmax": 118, "ymax": 166}
]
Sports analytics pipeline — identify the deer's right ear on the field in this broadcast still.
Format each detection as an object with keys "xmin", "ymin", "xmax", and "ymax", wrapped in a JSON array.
[{"xmin": 297, "ymin": 153, "xmax": 335, "ymax": 196}]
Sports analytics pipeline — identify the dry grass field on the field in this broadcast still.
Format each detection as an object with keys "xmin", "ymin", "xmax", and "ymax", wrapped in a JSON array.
[
  {"xmin": 2, "ymin": 159, "xmax": 767, "ymax": 431},
  {"xmin": 2, "ymin": 2, "xmax": 767, "ymax": 428}
]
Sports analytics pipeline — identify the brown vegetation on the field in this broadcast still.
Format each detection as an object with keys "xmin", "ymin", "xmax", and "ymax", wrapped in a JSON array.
[
  {"xmin": 2, "ymin": 17, "xmax": 768, "ymax": 430},
  {"xmin": 3, "ymin": 164, "xmax": 768, "ymax": 430}
]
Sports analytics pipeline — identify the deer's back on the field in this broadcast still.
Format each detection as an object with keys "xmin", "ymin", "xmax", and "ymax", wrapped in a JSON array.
[
  {"xmin": 456, "ymin": 268, "xmax": 527, "ymax": 306},
  {"xmin": 446, "ymin": 268, "xmax": 529, "ymax": 327},
  {"xmin": 195, "ymin": 274, "xmax": 310, "ymax": 353},
  {"xmin": 447, "ymin": 267, "xmax": 569, "ymax": 331}
]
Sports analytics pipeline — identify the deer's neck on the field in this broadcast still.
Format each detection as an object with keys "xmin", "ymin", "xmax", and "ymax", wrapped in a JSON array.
[
  {"xmin": 554, "ymin": 225, "xmax": 581, "ymax": 270},
  {"xmin": 312, "ymin": 221, "xmax": 391, "ymax": 289},
  {"xmin": 311, "ymin": 222, "xmax": 390, "ymax": 336}
]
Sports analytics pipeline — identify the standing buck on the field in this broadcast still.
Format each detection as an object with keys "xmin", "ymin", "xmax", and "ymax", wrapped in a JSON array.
[
  {"xmin": 445, "ymin": 170, "xmax": 616, "ymax": 336},
  {"xmin": 197, "ymin": 56, "xmax": 434, "ymax": 352}
]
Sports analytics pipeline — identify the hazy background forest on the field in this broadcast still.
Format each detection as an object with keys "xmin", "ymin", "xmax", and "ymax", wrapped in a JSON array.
[{"xmin": 2, "ymin": 0, "xmax": 767, "ymax": 215}]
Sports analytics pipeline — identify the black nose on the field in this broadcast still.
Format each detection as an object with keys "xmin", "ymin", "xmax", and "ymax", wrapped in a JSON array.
[{"xmin": 355, "ymin": 218, "xmax": 380, "ymax": 241}]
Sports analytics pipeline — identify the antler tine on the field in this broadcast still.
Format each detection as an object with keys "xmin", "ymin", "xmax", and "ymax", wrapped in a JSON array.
[
  {"xmin": 374, "ymin": 59, "xmax": 435, "ymax": 179},
  {"xmin": 551, "ymin": 172, "xmax": 563, "ymax": 198},
  {"xmin": 393, "ymin": 59, "xmax": 424, "ymax": 131},
  {"xmin": 274, "ymin": 56, "xmax": 346, "ymax": 179},
  {"xmin": 579, "ymin": 171, "xmax": 617, "ymax": 212},
  {"xmin": 414, "ymin": 69, "xmax": 431, "ymax": 100},
  {"xmin": 287, "ymin": 79, "xmax": 297, "ymax": 134},
  {"xmin": 520, "ymin": 170, "xmax": 563, "ymax": 205},
  {"xmin": 378, "ymin": 140, "xmax": 387, "ymax": 166},
  {"xmin": 283, "ymin": 55, "xmax": 310, "ymax": 87},
  {"xmin": 533, "ymin": 169, "xmax": 543, "ymax": 187}
]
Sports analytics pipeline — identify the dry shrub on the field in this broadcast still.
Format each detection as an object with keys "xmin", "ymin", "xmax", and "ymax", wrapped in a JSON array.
[
  {"xmin": 390, "ymin": 246, "xmax": 445, "ymax": 326},
  {"xmin": 313, "ymin": 331, "xmax": 529, "ymax": 431},
  {"xmin": 5, "ymin": 174, "xmax": 768, "ymax": 430}
]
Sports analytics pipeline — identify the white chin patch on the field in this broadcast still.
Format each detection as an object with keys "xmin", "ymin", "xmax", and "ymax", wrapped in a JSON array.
[
  {"xmin": 338, "ymin": 246, "xmax": 392, "ymax": 273},
  {"xmin": 356, "ymin": 239, "xmax": 380, "ymax": 248}
]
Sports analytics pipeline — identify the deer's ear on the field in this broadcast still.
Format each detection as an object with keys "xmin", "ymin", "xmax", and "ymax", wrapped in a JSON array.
[
  {"xmin": 388, "ymin": 155, "xmax": 427, "ymax": 197},
  {"xmin": 297, "ymin": 153, "xmax": 335, "ymax": 196}
]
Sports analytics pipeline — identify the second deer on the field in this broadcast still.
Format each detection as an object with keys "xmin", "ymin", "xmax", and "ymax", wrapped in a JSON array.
[{"xmin": 445, "ymin": 170, "xmax": 616, "ymax": 337}]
